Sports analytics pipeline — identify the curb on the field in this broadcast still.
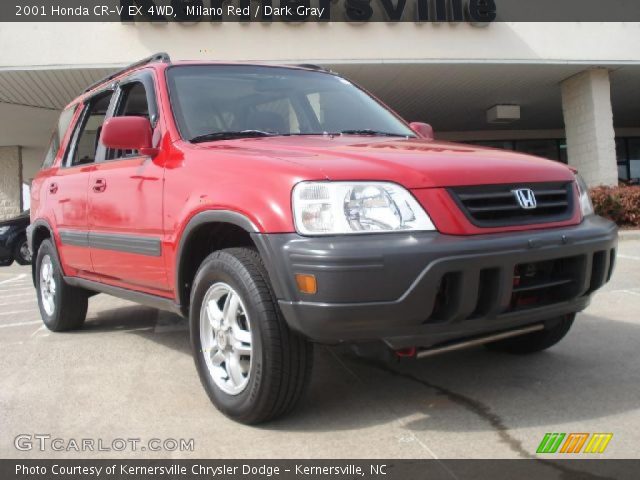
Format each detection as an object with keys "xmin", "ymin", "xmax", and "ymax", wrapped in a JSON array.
[{"xmin": 619, "ymin": 230, "xmax": 640, "ymax": 241}]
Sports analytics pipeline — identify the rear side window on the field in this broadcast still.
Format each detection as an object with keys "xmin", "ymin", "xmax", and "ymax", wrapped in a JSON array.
[
  {"xmin": 42, "ymin": 105, "xmax": 77, "ymax": 169},
  {"xmin": 65, "ymin": 91, "xmax": 114, "ymax": 167}
]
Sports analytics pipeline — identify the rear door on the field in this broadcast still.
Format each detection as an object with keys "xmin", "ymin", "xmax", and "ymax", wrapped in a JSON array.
[
  {"xmin": 49, "ymin": 90, "xmax": 114, "ymax": 274},
  {"xmin": 87, "ymin": 72, "xmax": 169, "ymax": 293}
]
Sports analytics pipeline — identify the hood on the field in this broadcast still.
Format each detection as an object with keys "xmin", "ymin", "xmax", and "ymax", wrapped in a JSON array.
[
  {"xmin": 193, "ymin": 136, "xmax": 574, "ymax": 188},
  {"xmin": 0, "ymin": 210, "xmax": 30, "ymax": 228}
]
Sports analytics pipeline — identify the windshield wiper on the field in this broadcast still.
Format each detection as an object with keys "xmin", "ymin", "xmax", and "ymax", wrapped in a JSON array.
[
  {"xmin": 190, "ymin": 130, "xmax": 275, "ymax": 143},
  {"xmin": 340, "ymin": 129, "xmax": 410, "ymax": 137}
]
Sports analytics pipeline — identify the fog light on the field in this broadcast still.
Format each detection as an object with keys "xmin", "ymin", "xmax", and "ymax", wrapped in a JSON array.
[{"xmin": 295, "ymin": 274, "xmax": 317, "ymax": 294}]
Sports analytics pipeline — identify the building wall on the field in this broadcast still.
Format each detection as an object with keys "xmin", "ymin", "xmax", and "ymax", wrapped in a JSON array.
[
  {"xmin": 22, "ymin": 147, "xmax": 47, "ymax": 184},
  {"xmin": 1, "ymin": 23, "xmax": 640, "ymax": 67},
  {"xmin": 0, "ymin": 22, "xmax": 638, "ymax": 205},
  {"xmin": 0, "ymin": 146, "xmax": 22, "ymax": 220}
]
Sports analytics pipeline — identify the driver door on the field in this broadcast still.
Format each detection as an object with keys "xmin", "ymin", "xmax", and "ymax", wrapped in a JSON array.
[{"xmin": 87, "ymin": 73, "xmax": 169, "ymax": 294}]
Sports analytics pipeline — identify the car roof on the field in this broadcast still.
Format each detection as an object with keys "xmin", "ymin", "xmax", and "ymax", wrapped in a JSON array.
[{"xmin": 68, "ymin": 58, "xmax": 332, "ymax": 109}]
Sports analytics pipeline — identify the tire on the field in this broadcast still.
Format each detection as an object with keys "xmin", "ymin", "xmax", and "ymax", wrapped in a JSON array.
[
  {"xmin": 190, "ymin": 247, "xmax": 313, "ymax": 424},
  {"xmin": 35, "ymin": 239, "xmax": 88, "ymax": 332},
  {"xmin": 484, "ymin": 314, "xmax": 576, "ymax": 354},
  {"xmin": 13, "ymin": 236, "xmax": 32, "ymax": 265},
  {"xmin": 0, "ymin": 258, "xmax": 12, "ymax": 267}
]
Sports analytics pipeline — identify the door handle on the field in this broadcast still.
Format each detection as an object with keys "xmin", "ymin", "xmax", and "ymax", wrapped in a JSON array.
[
  {"xmin": 49, "ymin": 182, "xmax": 58, "ymax": 194},
  {"xmin": 93, "ymin": 178, "xmax": 107, "ymax": 193}
]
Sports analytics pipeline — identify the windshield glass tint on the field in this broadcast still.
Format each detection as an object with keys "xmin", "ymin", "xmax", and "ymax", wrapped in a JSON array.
[{"xmin": 166, "ymin": 65, "xmax": 415, "ymax": 140}]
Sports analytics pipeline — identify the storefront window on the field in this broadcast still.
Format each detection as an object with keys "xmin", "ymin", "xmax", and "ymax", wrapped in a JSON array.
[
  {"xmin": 472, "ymin": 140, "xmax": 515, "ymax": 150},
  {"xmin": 465, "ymin": 137, "xmax": 637, "ymax": 179},
  {"xmin": 616, "ymin": 138, "xmax": 629, "ymax": 180},
  {"xmin": 514, "ymin": 139, "xmax": 560, "ymax": 161},
  {"xmin": 558, "ymin": 141, "xmax": 568, "ymax": 164},
  {"xmin": 468, "ymin": 139, "xmax": 565, "ymax": 162},
  {"xmin": 628, "ymin": 139, "xmax": 640, "ymax": 180}
]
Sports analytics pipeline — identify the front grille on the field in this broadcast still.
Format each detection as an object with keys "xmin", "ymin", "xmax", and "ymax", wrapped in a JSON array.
[{"xmin": 449, "ymin": 182, "xmax": 574, "ymax": 227}]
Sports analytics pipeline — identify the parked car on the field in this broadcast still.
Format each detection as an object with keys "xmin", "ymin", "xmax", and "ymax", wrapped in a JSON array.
[
  {"xmin": 28, "ymin": 53, "xmax": 617, "ymax": 424},
  {"xmin": 0, "ymin": 210, "xmax": 31, "ymax": 266}
]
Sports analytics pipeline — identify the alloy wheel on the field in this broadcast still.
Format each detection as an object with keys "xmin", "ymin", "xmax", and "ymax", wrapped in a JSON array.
[
  {"xmin": 199, "ymin": 282, "xmax": 253, "ymax": 395},
  {"xmin": 39, "ymin": 255, "xmax": 56, "ymax": 316}
]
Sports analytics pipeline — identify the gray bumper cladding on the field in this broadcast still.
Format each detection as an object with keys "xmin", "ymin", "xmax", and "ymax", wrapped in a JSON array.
[{"xmin": 253, "ymin": 215, "xmax": 618, "ymax": 348}]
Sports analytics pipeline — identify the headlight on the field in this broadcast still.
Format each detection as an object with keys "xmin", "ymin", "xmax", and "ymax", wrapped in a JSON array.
[
  {"xmin": 0, "ymin": 226, "xmax": 9, "ymax": 235},
  {"xmin": 574, "ymin": 173, "xmax": 594, "ymax": 216},
  {"xmin": 292, "ymin": 181, "xmax": 436, "ymax": 235}
]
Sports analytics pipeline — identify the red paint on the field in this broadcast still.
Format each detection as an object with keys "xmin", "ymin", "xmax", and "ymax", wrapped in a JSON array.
[
  {"xmin": 101, "ymin": 117, "xmax": 153, "ymax": 151},
  {"xmin": 32, "ymin": 61, "xmax": 583, "ymax": 301},
  {"xmin": 409, "ymin": 122, "xmax": 434, "ymax": 140},
  {"xmin": 88, "ymin": 156, "xmax": 168, "ymax": 291}
]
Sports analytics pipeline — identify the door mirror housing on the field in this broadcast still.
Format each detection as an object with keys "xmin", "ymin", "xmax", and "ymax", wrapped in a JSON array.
[
  {"xmin": 101, "ymin": 116, "xmax": 159, "ymax": 157},
  {"xmin": 409, "ymin": 122, "xmax": 434, "ymax": 141}
]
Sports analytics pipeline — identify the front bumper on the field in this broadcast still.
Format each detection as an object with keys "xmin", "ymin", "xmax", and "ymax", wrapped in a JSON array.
[{"xmin": 253, "ymin": 215, "xmax": 617, "ymax": 349}]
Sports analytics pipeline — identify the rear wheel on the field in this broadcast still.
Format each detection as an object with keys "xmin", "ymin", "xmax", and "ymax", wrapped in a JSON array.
[
  {"xmin": 190, "ymin": 247, "xmax": 313, "ymax": 424},
  {"xmin": 484, "ymin": 314, "xmax": 575, "ymax": 354},
  {"xmin": 35, "ymin": 239, "xmax": 88, "ymax": 331},
  {"xmin": 0, "ymin": 258, "xmax": 12, "ymax": 267},
  {"xmin": 13, "ymin": 236, "xmax": 32, "ymax": 265}
]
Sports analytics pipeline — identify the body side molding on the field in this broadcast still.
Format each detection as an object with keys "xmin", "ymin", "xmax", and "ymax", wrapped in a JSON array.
[
  {"xmin": 89, "ymin": 232, "xmax": 161, "ymax": 256},
  {"xmin": 59, "ymin": 230, "xmax": 89, "ymax": 247},
  {"xmin": 58, "ymin": 230, "xmax": 162, "ymax": 256}
]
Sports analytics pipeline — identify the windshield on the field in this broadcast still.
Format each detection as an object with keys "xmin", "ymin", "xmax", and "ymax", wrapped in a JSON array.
[{"xmin": 166, "ymin": 65, "xmax": 416, "ymax": 141}]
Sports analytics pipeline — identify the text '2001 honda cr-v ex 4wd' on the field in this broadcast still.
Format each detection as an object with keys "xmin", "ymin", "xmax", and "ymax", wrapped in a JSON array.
[{"xmin": 28, "ymin": 53, "xmax": 617, "ymax": 424}]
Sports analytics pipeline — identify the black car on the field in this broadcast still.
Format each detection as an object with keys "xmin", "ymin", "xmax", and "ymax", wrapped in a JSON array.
[{"xmin": 0, "ymin": 211, "xmax": 31, "ymax": 266}]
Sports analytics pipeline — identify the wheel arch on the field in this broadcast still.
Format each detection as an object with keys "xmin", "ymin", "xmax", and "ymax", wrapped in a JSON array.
[
  {"xmin": 28, "ymin": 219, "xmax": 57, "ymax": 285},
  {"xmin": 175, "ymin": 210, "xmax": 263, "ymax": 316}
]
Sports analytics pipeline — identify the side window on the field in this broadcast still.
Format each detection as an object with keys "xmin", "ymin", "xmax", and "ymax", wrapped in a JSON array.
[
  {"xmin": 66, "ymin": 91, "xmax": 113, "ymax": 167},
  {"xmin": 42, "ymin": 105, "xmax": 77, "ymax": 169},
  {"xmin": 107, "ymin": 82, "xmax": 150, "ymax": 160}
]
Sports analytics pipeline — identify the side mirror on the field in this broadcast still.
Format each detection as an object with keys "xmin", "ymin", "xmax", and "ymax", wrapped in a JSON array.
[
  {"xmin": 101, "ymin": 116, "xmax": 159, "ymax": 157},
  {"xmin": 409, "ymin": 122, "xmax": 434, "ymax": 141}
]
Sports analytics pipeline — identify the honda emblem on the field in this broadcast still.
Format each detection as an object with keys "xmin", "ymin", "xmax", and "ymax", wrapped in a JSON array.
[{"xmin": 512, "ymin": 188, "xmax": 537, "ymax": 209}]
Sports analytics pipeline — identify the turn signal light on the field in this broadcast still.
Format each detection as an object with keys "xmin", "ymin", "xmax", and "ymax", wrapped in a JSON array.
[{"xmin": 295, "ymin": 274, "xmax": 317, "ymax": 294}]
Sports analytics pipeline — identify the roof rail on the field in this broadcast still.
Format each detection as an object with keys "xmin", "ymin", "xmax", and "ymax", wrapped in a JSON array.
[
  {"xmin": 295, "ymin": 64, "xmax": 328, "ymax": 71},
  {"xmin": 83, "ymin": 52, "xmax": 171, "ymax": 93}
]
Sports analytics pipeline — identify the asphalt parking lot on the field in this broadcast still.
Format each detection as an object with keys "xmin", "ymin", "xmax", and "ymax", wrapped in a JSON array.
[{"xmin": 1, "ymin": 239, "xmax": 639, "ymax": 460}]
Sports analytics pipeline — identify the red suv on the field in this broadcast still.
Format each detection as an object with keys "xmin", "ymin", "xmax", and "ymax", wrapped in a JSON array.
[{"xmin": 29, "ymin": 53, "xmax": 617, "ymax": 423}]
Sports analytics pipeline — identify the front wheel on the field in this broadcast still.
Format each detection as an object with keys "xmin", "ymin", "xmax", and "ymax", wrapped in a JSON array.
[
  {"xmin": 190, "ymin": 247, "xmax": 313, "ymax": 424},
  {"xmin": 14, "ymin": 236, "xmax": 32, "ymax": 265},
  {"xmin": 484, "ymin": 314, "xmax": 576, "ymax": 354}
]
